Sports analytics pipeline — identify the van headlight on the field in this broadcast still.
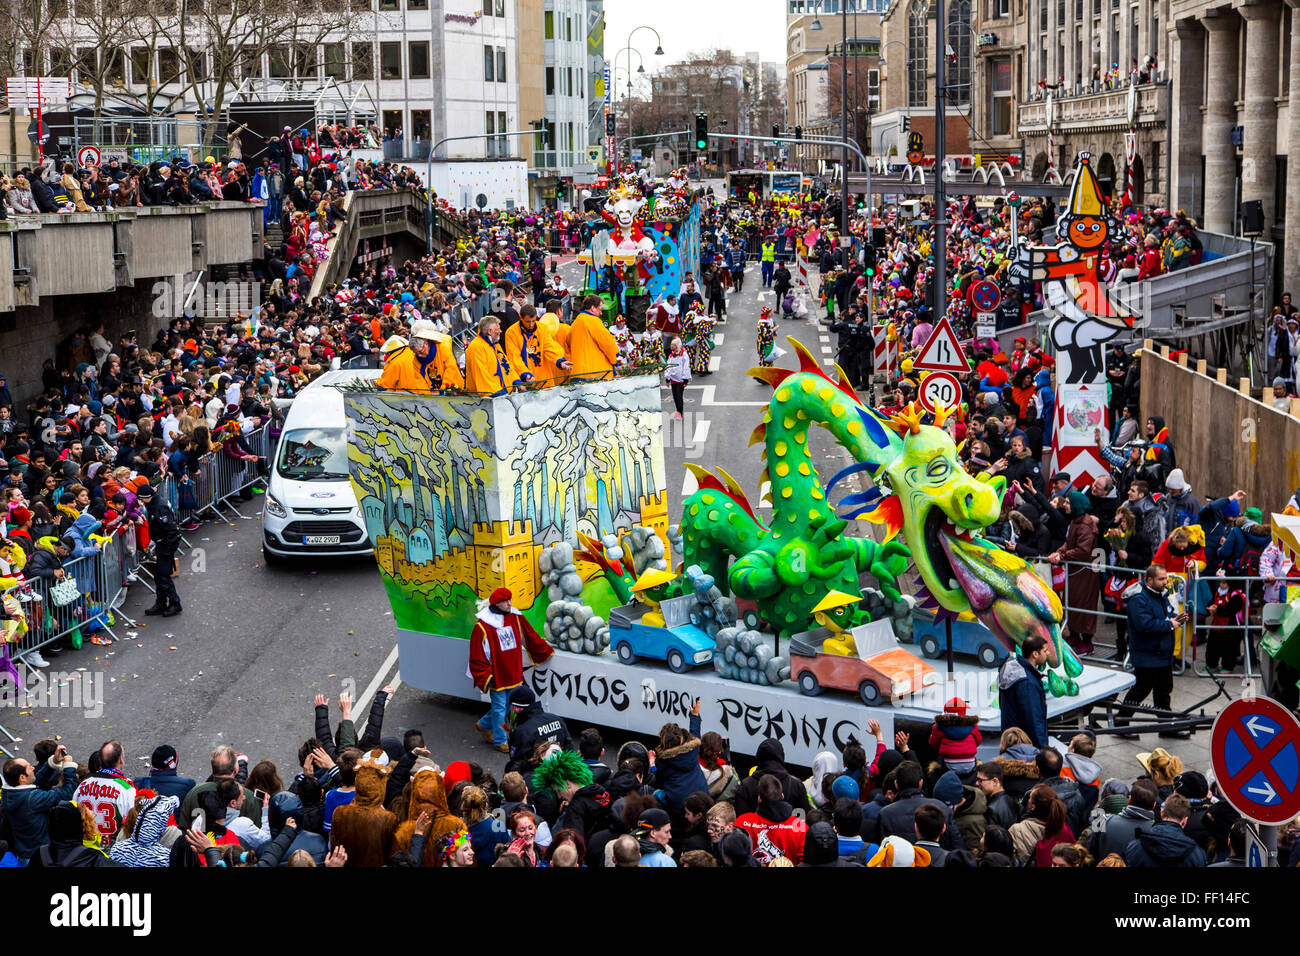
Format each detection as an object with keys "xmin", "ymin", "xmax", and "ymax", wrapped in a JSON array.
[
  {"xmin": 265, "ymin": 494, "xmax": 287, "ymax": 518},
  {"xmin": 893, "ymin": 678, "xmax": 911, "ymax": 696},
  {"xmin": 693, "ymin": 650, "xmax": 712, "ymax": 664}
]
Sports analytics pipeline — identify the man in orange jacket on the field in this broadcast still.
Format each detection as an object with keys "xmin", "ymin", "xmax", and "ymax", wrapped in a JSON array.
[
  {"xmin": 376, "ymin": 319, "xmax": 463, "ymax": 391},
  {"xmin": 503, "ymin": 303, "xmax": 572, "ymax": 387},
  {"xmin": 464, "ymin": 315, "xmax": 519, "ymax": 395},
  {"xmin": 566, "ymin": 294, "xmax": 619, "ymax": 381}
]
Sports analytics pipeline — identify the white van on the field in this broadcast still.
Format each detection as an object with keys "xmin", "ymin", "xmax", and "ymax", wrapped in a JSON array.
[{"xmin": 260, "ymin": 368, "xmax": 380, "ymax": 563}]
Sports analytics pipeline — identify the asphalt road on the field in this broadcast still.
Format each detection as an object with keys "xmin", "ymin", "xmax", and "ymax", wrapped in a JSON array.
[{"xmin": 1, "ymin": 186, "xmax": 858, "ymax": 779}]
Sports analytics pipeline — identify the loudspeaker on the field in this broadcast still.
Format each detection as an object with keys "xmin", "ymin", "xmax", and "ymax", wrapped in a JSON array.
[{"xmin": 1241, "ymin": 199, "xmax": 1265, "ymax": 235}]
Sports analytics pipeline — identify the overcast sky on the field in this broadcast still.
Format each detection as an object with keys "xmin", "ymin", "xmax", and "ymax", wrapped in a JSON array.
[{"xmin": 602, "ymin": 0, "xmax": 788, "ymax": 92}]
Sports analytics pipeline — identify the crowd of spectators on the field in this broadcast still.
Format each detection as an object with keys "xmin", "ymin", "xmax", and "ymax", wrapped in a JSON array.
[{"xmin": 0, "ymin": 686, "xmax": 1272, "ymax": 868}]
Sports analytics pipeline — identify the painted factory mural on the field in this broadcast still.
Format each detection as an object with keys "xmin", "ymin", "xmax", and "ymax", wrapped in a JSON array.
[{"xmin": 344, "ymin": 375, "xmax": 668, "ymax": 639}]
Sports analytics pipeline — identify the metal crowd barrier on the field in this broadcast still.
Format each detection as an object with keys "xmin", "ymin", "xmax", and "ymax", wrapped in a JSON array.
[
  {"xmin": 5, "ymin": 529, "xmax": 142, "ymax": 688},
  {"xmin": 1058, "ymin": 559, "xmax": 1191, "ymax": 674}
]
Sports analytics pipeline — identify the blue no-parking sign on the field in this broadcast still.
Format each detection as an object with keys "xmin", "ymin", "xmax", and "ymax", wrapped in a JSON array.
[{"xmin": 1210, "ymin": 696, "xmax": 1300, "ymax": 825}]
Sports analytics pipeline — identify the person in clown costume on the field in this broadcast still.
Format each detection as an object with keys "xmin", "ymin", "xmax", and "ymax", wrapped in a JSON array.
[
  {"xmin": 468, "ymin": 587, "xmax": 554, "ymax": 754},
  {"xmin": 755, "ymin": 306, "xmax": 778, "ymax": 368},
  {"xmin": 1009, "ymin": 152, "xmax": 1136, "ymax": 384},
  {"xmin": 684, "ymin": 306, "xmax": 716, "ymax": 376}
]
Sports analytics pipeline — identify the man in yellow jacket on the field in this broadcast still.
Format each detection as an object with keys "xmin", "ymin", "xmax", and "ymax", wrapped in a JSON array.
[
  {"xmin": 566, "ymin": 295, "xmax": 620, "ymax": 381},
  {"xmin": 503, "ymin": 303, "xmax": 572, "ymax": 387},
  {"xmin": 540, "ymin": 297, "xmax": 570, "ymax": 353},
  {"xmin": 464, "ymin": 315, "xmax": 519, "ymax": 395},
  {"xmin": 376, "ymin": 319, "xmax": 464, "ymax": 391}
]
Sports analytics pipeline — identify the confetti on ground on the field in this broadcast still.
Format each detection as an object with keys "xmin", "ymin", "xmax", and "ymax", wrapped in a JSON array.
[
  {"xmin": 348, "ymin": 631, "xmax": 354, "ymax": 635},
  {"xmin": 168, "ymin": 646, "xmax": 178, "ymax": 651}
]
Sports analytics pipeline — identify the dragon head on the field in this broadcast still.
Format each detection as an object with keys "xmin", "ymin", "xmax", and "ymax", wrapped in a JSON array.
[{"xmin": 880, "ymin": 403, "xmax": 1005, "ymax": 613}]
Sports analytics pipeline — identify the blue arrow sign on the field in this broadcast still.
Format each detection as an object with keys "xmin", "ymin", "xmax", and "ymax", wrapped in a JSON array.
[{"xmin": 1223, "ymin": 718, "xmax": 1298, "ymax": 807}]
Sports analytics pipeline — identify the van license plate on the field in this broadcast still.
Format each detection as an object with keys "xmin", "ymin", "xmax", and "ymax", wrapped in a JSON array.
[{"xmin": 304, "ymin": 535, "xmax": 341, "ymax": 545}]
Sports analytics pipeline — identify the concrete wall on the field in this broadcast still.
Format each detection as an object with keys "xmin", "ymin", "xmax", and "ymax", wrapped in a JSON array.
[
  {"xmin": 0, "ymin": 284, "xmax": 163, "ymax": 406},
  {"xmin": 1139, "ymin": 346, "xmax": 1300, "ymax": 514},
  {"xmin": 2, "ymin": 202, "xmax": 261, "ymax": 310}
]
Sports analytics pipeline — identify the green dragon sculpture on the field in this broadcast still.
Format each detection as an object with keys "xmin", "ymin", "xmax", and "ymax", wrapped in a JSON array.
[{"xmin": 678, "ymin": 337, "xmax": 1083, "ymax": 697}]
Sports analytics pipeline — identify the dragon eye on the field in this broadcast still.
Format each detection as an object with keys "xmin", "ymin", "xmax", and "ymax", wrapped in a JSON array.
[{"xmin": 926, "ymin": 459, "xmax": 950, "ymax": 479}]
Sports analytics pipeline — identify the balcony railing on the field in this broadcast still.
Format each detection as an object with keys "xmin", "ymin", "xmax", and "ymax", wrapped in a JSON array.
[{"xmin": 1018, "ymin": 81, "xmax": 1167, "ymax": 132}]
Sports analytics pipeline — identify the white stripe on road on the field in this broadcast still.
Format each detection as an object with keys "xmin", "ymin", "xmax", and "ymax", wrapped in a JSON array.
[
  {"xmin": 821, "ymin": 345, "xmax": 833, "ymax": 354},
  {"xmin": 714, "ymin": 333, "xmax": 724, "ymax": 346},
  {"xmin": 352, "ymin": 643, "xmax": 399, "ymax": 735},
  {"xmin": 694, "ymin": 419, "xmax": 711, "ymax": 445},
  {"xmin": 708, "ymin": 355, "xmax": 721, "ymax": 372},
  {"xmin": 685, "ymin": 384, "xmax": 768, "ymax": 407},
  {"xmin": 682, "ymin": 469, "xmax": 697, "ymax": 497},
  {"xmin": 355, "ymin": 674, "xmax": 402, "ymax": 741}
]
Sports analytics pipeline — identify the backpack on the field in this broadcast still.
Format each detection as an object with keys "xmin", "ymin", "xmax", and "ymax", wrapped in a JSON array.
[{"xmin": 1229, "ymin": 541, "xmax": 1264, "ymax": 577}]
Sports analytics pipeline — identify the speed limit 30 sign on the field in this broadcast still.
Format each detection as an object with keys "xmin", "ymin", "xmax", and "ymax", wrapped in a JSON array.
[{"xmin": 919, "ymin": 371, "xmax": 962, "ymax": 415}]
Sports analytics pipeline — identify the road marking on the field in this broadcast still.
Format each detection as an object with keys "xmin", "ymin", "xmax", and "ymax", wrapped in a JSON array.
[
  {"xmin": 352, "ymin": 643, "xmax": 399, "ymax": 731},
  {"xmin": 355, "ymin": 673, "xmax": 402, "ymax": 741},
  {"xmin": 693, "ymin": 419, "xmax": 711, "ymax": 445},
  {"xmin": 685, "ymin": 384, "xmax": 768, "ymax": 406},
  {"xmin": 682, "ymin": 469, "xmax": 698, "ymax": 496},
  {"xmin": 714, "ymin": 333, "xmax": 724, "ymax": 346},
  {"xmin": 821, "ymin": 345, "xmax": 833, "ymax": 354},
  {"xmin": 822, "ymin": 358, "xmax": 836, "ymax": 366},
  {"xmin": 708, "ymin": 355, "xmax": 721, "ymax": 372}
]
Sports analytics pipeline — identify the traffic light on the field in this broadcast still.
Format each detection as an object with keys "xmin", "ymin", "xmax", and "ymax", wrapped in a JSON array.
[
  {"xmin": 901, "ymin": 115, "xmax": 911, "ymax": 133},
  {"xmin": 794, "ymin": 125, "xmax": 802, "ymax": 141},
  {"xmin": 772, "ymin": 124, "xmax": 780, "ymax": 144},
  {"xmin": 606, "ymin": 113, "xmax": 615, "ymax": 136},
  {"xmin": 694, "ymin": 113, "xmax": 708, "ymax": 150},
  {"xmin": 864, "ymin": 244, "xmax": 877, "ymax": 277}
]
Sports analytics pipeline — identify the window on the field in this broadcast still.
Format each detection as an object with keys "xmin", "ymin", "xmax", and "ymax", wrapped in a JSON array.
[
  {"xmin": 409, "ymin": 41, "xmax": 429, "ymax": 78},
  {"xmin": 546, "ymin": 66, "xmax": 554, "ymax": 94},
  {"xmin": 380, "ymin": 41, "xmax": 401, "ymax": 79},
  {"xmin": 268, "ymin": 44, "xmax": 292, "ymax": 77},
  {"xmin": 130, "ymin": 46, "xmax": 150, "ymax": 83},
  {"xmin": 496, "ymin": 47, "xmax": 506, "ymax": 83},
  {"xmin": 484, "ymin": 44, "xmax": 494, "ymax": 81},
  {"xmin": 408, "ymin": 0, "xmax": 427, "ymax": 7},
  {"xmin": 485, "ymin": 110, "xmax": 495, "ymax": 156},
  {"xmin": 495, "ymin": 0, "xmax": 504, "ymax": 15},
  {"xmin": 379, "ymin": 0, "xmax": 397, "ymax": 8},
  {"xmin": 996, "ymin": 0, "xmax": 1009, "ymax": 15},
  {"xmin": 566, "ymin": 66, "xmax": 572, "ymax": 95},
  {"xmin": 908, "ymin": 1, "xmax": 928, "ymax": 107},
  {"xmin": 948, "ymin": 0, "xmax": 971, "ymax": 105},
  {"xmin": 295, "ymin": 44, "xmax": 317, "ymax": 78},
  {"xmin": 106, "ymin": 49, "xmax": 125, "ymax": 84},
  {"xmin": 990, "ymin": 56, "xmax": 1012, "ymax": 135},
  {"xmin": 566, "ymin": 15, "xmax": 572, "ymax": 40},
  {"xmin": 352, "ymin": 42, "xmax": 373, "ymax": 80},
  {"xmin": 544, "ymin": 10, "xmax": 553, "ymax": 38},
  {"xmin": 75, "ymin": 47, "xmax": 95, "ymax": 81},
  {"xmin": 324, "ymin": 43, "xmax": 346, "ymax": 80},
  {"xmin": 158, "ymin": 47, "xmax": 180, "ymax": 83},
  {"xmin": 51, "ymin": 47, "xmax": 72, "ymax": 76},
  {"xmin": 411, "ymin": 109, "xmax": 430, "ymax": 140}
]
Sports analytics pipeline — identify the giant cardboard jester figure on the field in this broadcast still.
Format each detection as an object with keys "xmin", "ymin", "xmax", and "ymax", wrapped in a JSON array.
[{"xmin": 1009, "ymin": 151, "xmax": 1135, "ymax": 384}]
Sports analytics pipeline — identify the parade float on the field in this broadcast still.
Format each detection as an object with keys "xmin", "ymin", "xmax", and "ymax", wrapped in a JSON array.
[
  {"xmin": 577, "ymin": 170, "xmax": 701, "ymax": 332},
  {"xmin": 345, "ymin": 340, "xmax": 1133, "ymax": 764}
]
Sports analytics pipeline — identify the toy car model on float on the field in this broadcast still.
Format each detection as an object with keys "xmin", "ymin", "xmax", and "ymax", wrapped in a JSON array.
[{"xmin": 608, "ymin": 568, "xmax": 715, "ymax": 673}]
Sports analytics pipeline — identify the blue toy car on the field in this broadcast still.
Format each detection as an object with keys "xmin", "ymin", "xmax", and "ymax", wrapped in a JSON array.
[
  {"xmin": 911, "ymin": 611, "xmax": 1009, "ymax": 668},
  {"xmin": 610, "ymin": 594, "xmax": 716, "ymax": 673}
]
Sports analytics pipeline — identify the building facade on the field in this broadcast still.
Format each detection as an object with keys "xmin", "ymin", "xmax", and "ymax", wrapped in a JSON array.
[{"xmin": 787, "ymin": 0, "xmax": 886, "ymax": 170}]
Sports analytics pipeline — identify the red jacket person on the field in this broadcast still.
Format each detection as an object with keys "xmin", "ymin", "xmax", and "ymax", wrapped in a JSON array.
[{"xmin": 469, "ymin": 587, "xmax": 554, "ymax": 753}]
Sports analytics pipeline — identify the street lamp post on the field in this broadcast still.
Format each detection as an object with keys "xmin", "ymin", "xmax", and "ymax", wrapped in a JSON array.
[
  {"xmin": 620, "ymin": 25, "xmax": 664, "ymax": 172},
  {"xmin": 934, "ymin": 0, "xmax": 948, "ymax": 325}
]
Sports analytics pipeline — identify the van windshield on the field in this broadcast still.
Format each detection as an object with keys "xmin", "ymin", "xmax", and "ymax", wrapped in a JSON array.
[{"xmin": 277, "ymin": 428, "xmax": 350, "ymax": 480}]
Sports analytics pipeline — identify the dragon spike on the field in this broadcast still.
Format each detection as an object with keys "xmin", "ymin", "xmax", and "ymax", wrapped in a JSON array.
[
  {"xmin": 830, "ymin": 363, "xmax": 865, "ymax": 406},
  {"xmin": 887, "ymin": 402, "xmax": 926, "ymax": 436},
  {"xmin": 759, "ymin": 466, "xmax": 770, "ymax": 491},
  {"xmin": 747, "ymin": 366, "xmax": 793, "ymax": 388},
  {"xmin": 715, "ymin": 465, "xmax": 768, "ymax": 530},
  {"xmin": 955, "ymin": 439, "xmax": 967, "ymax": 454},
  {"xmin": 683, "ymin": 462, "xmax": 728, "ymax": 495},
  {"xmin": 786, "ymin": 336, "xmax": 831, "ymax": 378},
  {"xmin": 748, "ymin": 422, "xmax": 767, "ymax": 447},
  {"xmin": 932, "ymin": 401, "xmax": 955, "ymax": 428}
]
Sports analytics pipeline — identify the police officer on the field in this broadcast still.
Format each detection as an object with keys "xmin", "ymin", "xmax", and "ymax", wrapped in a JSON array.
[
  {"xmin": 829, "ymin": 308, "xmax": 876, "ymax": 389},
  {"xmin": 760, "ymin": 237, "xmax": 777, "ymax": 288},
  {"xmin": 138, "ymin": 483, "xmax": 182, "ymax": 617},
  {"xmin": 504, "ymin": 686, "xmax": 572, "ymax": 773}
]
